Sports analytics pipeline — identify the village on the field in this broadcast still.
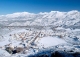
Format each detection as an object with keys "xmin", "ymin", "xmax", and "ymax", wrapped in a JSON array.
[{"xmin": 0, "ymin": 26, "xmax": 67, "ymax": 53}]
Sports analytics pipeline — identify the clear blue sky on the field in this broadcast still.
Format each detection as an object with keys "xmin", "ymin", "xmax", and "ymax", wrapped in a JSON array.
[{"xmin": 0, "ymin": 0, "xmax": 80, "ymax": 15}]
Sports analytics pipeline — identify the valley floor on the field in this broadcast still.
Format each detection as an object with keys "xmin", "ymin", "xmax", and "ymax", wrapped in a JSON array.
[{"xmin": 0, "ymin": 26, "xmax": 80, "ymax": 57}]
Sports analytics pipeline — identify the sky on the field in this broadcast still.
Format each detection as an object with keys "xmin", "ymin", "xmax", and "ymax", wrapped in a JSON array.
[{"xmin": 0, "ymin": 0, "xmax": 80, "ymax": 15}]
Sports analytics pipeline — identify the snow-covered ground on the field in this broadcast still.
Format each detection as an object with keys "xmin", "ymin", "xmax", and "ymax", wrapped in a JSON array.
[
  {"xmin": 37, "ymin": 36, "xmax": 66, "ymax": 48},
  {"xmin": 0, "ymin": 26, "xmax": 80, "ymax": 57}
]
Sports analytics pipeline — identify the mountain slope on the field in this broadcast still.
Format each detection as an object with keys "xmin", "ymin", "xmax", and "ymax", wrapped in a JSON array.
[{"xmin": 0, "ymin": 10, "xmax": 80, "ymax": 27}]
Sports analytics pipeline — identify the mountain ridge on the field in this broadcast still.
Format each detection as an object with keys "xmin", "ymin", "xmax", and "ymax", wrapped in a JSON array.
[{"xmin": 0, "ymin": 10, "xmax": 80, "ymax": 27}]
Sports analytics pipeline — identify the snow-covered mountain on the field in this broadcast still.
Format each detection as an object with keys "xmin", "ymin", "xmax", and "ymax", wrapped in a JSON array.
[
  {"xmin": 0, "ymin": 10, "xmax": 80, "ymax": 27},
  {"xmin": 0, "ymin": 10, "xmax": 80, "ymax": 57}
]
